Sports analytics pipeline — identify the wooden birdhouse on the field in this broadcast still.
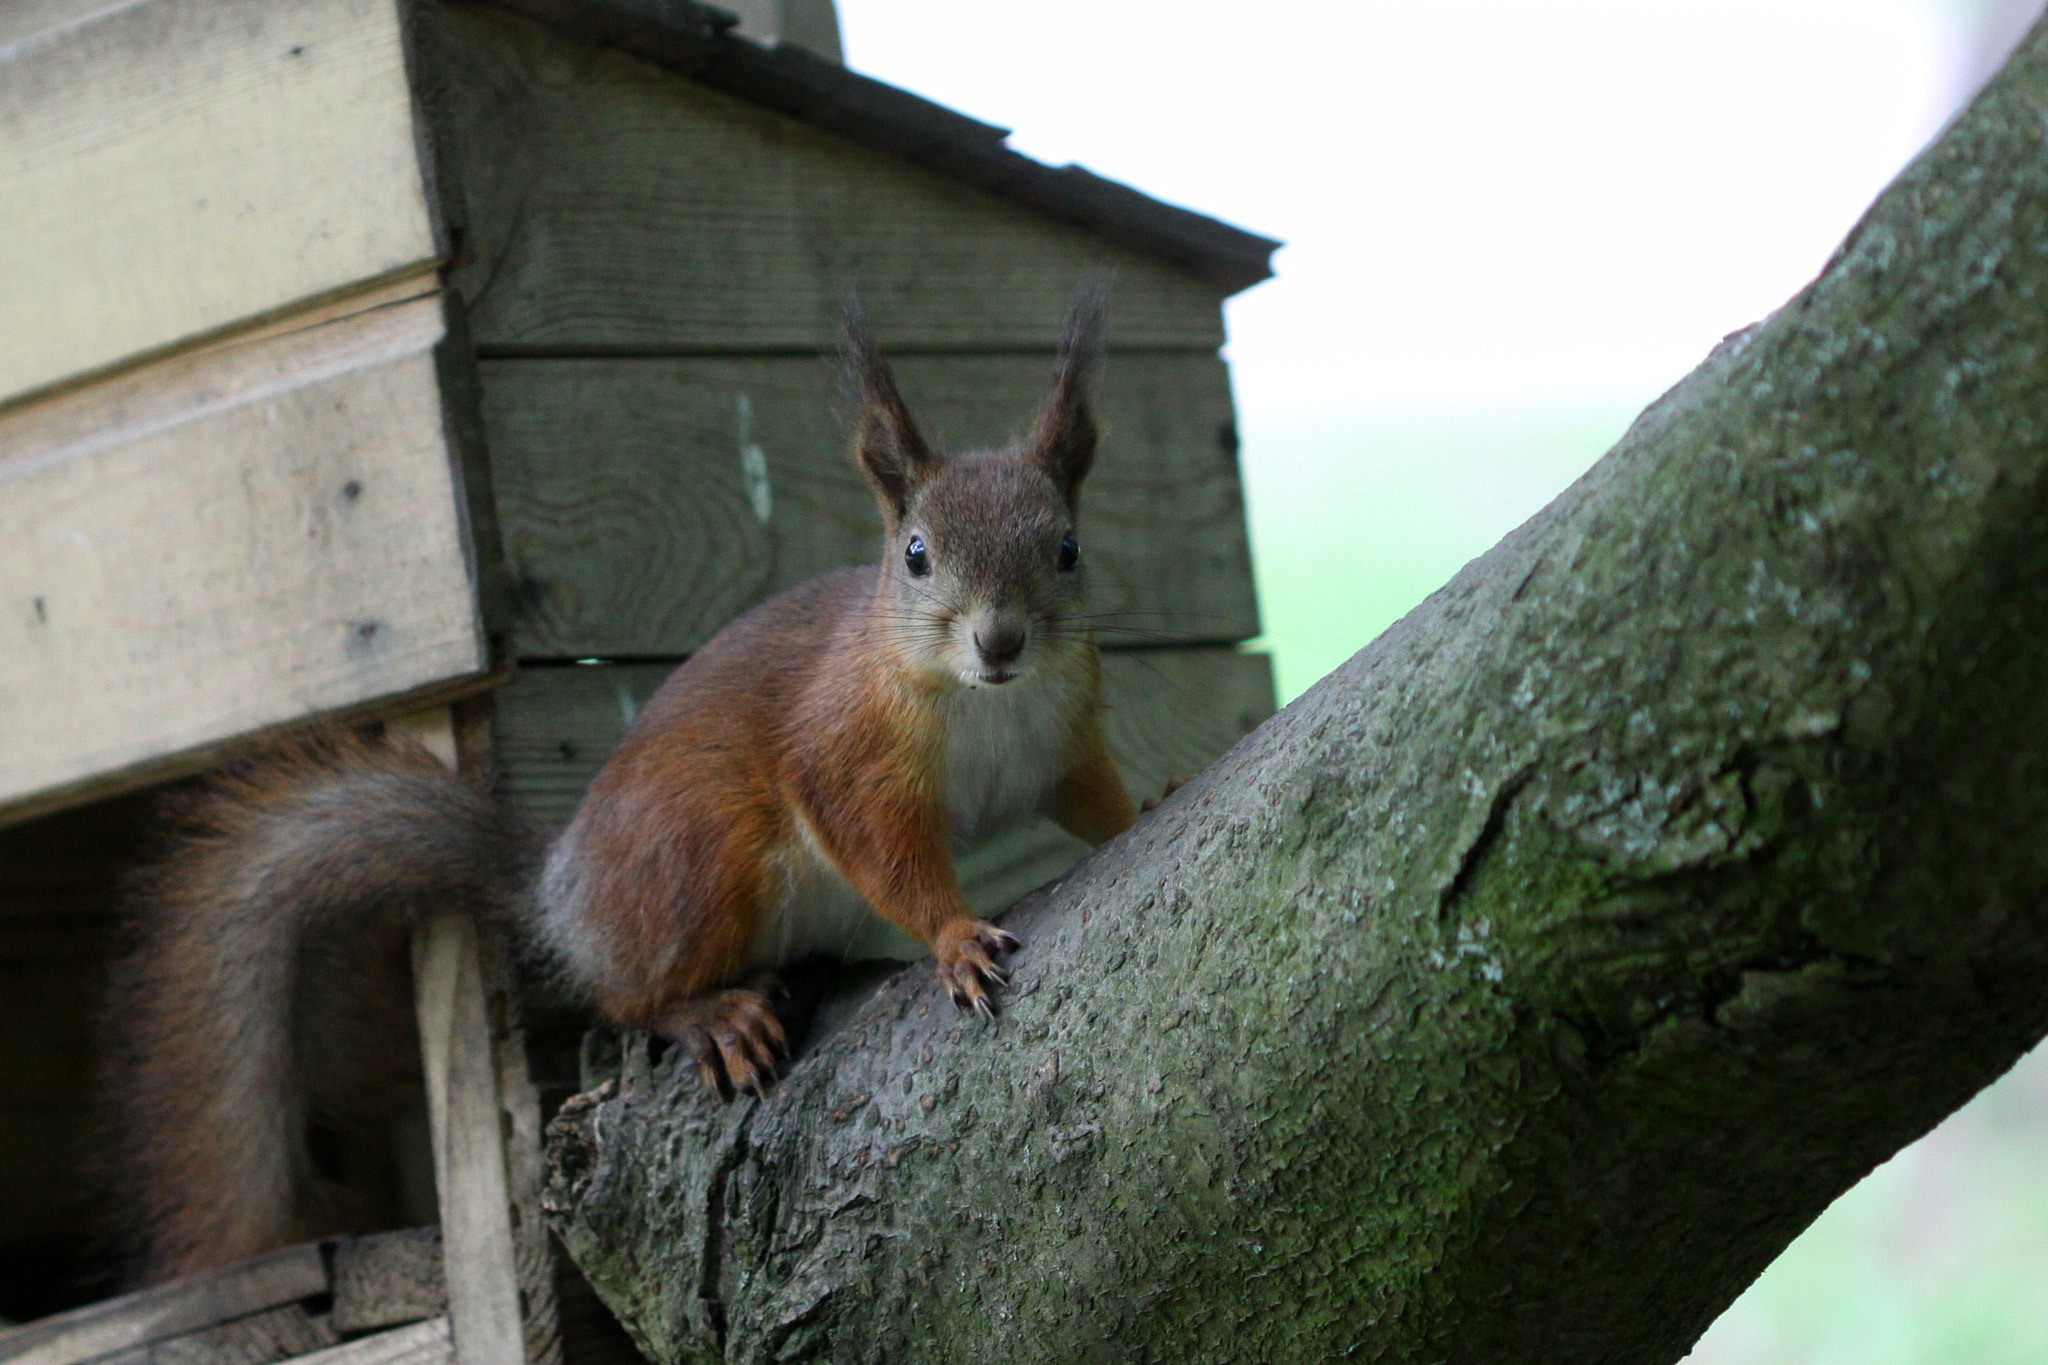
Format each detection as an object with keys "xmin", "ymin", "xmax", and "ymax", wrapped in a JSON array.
[{"xmin": 0, "ymin": 0, "xmax": 1275, "ymax": 1358}]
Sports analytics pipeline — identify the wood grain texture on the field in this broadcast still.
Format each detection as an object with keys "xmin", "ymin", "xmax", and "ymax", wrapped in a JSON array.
[
  {"xmin": 489, "ymin": 986, "xmax": 569, "ymax": 1365},
  {"xmin": 408, "ymin": 706, "xmax": 562, "ymax": 1365},
  {"xmin": 123, "ymin": 1304, "xmax": 340, "ymax": 1365},
  {"xmin": 432, "ymin": 3, "xmax": 1228, "ymax": 351},
  {"xmin": 288, "ymin": 1320, "xmax": 452, "ymax": 1365},
  {"xmin": 412, "ymin": 917, "xmax": 526, "ymax": 1365},
  {"xmin": 0, "ymin": 292, "xmax": 493, "ymax": 824},
  {"xmin": 492, "ymin": 648, "xmax": 1275, "ymax": 919},
  {"xmin": 0, "ymin": 1246, "xmax": 326, "ymax": 1365},
  {"xmin": 475, "ymin": 931, "xmax": 564, "ymax": 1365},
  {"xmin": 0, "ymin": 0, "xmax": 441, "ymax": 401},
  {"xmin": 330, "ymin": 1229, "xmax": 446, "ymax": 1336},
  {"xmin": 480, "ymin": 352, "xmax": 1255, "ymax": 657}
]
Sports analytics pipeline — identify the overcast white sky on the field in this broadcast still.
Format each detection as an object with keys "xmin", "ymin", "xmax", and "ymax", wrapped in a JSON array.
[{"xmin": 837, "ymin": 0, "xmax": 1985, "ymax": 413}]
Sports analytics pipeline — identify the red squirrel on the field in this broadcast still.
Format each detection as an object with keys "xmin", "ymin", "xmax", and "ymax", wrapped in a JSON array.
[{"xmin": 103, "ymin": 286, "xmax": 1141, "ymax": 1283}]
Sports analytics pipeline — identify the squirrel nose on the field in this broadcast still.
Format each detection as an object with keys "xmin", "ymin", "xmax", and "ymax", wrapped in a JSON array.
[{"xmin": 974, "ymin": 623, "xmax": 1027, "ymax": 666}]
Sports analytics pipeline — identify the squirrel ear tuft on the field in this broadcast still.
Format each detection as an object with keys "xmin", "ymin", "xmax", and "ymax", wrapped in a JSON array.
[
  {"xmin": 842, "ymin": 298, "xmax": 937, "ymax": 519},
  {"xmin": 1028, "ymin": 274, "xmax": 1109, "ymax": 506}
]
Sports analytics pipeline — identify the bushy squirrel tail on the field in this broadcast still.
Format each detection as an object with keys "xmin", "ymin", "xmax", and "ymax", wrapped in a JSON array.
[{"xmin": 103, "ymin": 728, "xmax": 545, "ymax": 1284}]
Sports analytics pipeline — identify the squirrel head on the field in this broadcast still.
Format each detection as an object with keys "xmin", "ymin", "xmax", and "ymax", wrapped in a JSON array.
[{"xmin": 844, "ymin": 282, "xmax": 1106, "ymax": 690}]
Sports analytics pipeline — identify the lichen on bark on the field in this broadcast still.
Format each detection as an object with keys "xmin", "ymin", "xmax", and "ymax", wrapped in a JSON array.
[{"xmin": 543, "ymin": 17, "xmax": 2048, "ymax": 1363}]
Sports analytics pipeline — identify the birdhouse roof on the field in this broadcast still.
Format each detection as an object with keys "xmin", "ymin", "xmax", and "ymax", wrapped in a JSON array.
[{"xmin": 489, "ymin": 0, "xmax": 1280, "ymax": 294}]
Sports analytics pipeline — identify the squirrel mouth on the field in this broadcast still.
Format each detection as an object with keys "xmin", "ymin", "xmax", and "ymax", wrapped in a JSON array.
[{"xmin": 974, "ymin": 669, "xmax": 1017, "ymax": 686}]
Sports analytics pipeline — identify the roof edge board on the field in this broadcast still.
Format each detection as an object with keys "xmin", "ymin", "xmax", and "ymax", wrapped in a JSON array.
[{"xmin": 474, "ymin": 0, "xmax": 1280, "ymax": 294}]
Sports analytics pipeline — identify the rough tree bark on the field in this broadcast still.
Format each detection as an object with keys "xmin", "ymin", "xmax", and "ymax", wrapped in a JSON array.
[{"xmin": 540, "ymin": 19, "xmax": 2048, "ymax": 1364}]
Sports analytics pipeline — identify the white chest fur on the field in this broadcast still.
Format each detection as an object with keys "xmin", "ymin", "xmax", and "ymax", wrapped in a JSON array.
[{"xmin": 939, "ymin": 670, "xmax": 1076, "ymax": 845}]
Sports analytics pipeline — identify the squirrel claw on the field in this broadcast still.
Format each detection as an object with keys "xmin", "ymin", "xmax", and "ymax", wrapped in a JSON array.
[
  {"xmin": 656, "ymin": 986, "xmax": 788, "ymax": 1101},
  {"xmin": 936, "ymin": 918, "xmax": 1019, "ymax": 1017}
]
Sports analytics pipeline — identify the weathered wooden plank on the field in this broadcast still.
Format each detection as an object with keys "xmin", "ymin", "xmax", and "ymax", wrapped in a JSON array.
[
  {"xmin": 480, "ymin": 352, "xmax": 1255, "ymax": 658},
  {"xmin": 126, "ymin": 1303, "xmax": 340, "ymax": 1365},
  {"xmin": 395, "ymin": 706, "xmax": 562, "ymax": 1365},
  {"xmin": 0, "ymin": 0, "xmax": 441, "ymax": 402},
  {"xmin": 330, "ymin": 1229, "xmax": 446, "ymax": 1336},
  {"xmin": 0, "ymin": 1245, "xmax": 326, "ymax": 1365},
  {"xmin": 474, "ymin": 930, "xmax": 565, "ymax": 1365},
  {"xmin": 412, "ymin": 917, "xmax": 526, "ymax": 1365},
  {"xmin": 288, "ymin": 1320, "xmax": 452, "ymax": 1365},
  {"xmin": 433, "ymin": 3, "xmax": 1227, "ymax": 351},
  {"xmin": 492, "ymin": 648, "xmax": 1275, "ymax": 918},
  {"xmin": 0, "ymin": 292, "xmax": 495, "ymax": 826}
]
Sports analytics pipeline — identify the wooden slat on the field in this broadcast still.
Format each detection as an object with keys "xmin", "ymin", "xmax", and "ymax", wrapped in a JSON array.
[
  {"xmin": 0, "ymin": 292, "xmax": 495, "ymax": 825},
  {"xmin": 493, "ymin": 648, "xmax": 1275, "ymax": 918},
  {"xmin": 475, "ymin": 930, "xmax": 564, "ymax": 1365},
  {"xmin": 117, "ymin": 1304, "xmax": 340, "ymax": 1365},
  {"xmin": 397, "ymin": 709, "xmax": 558, "ymax": 1365},
  {"xmin": 289, "ymin": 1320, "xmax": 452, "ymax": 1365},
  {"xmin": 433, "ymin": 3, "xmax": 1227, "ymax": 352},
  {"xmin": 0, "ymin": 1245, "xmax": 326, "ymax": 1365},
  {"xmin": 330, "ymin": 1229, "xmax": 446, "ymax": 1336},
  {"xmin": 480, "ymin": 352, "xmax": 1256, "ymax": 657},
  {"xmin": 0, "ymin": 0, "xmax": 441, "ymax": 401},
  {"xmin": 413, "ymin": 917, "xmax": 527, "ymax": 1365},
  {"xmin": 395, "ymin": 707, "xmax": 562, "ymax": 1365}
]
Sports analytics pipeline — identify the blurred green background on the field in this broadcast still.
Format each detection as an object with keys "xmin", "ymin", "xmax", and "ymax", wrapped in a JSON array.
[{"xmin": 1239, "ymin": 403, "xmax": 1637, "ymax": 701}]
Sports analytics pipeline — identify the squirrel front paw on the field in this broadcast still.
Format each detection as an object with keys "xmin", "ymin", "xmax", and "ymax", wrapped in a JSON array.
[
  {"xmin": 655, "ymin": 986, "xmax": 789, "ymax": 1099},
  {"xmin": 934, "ymin": 919, "xmax": 1021, "ymax": 1018}
]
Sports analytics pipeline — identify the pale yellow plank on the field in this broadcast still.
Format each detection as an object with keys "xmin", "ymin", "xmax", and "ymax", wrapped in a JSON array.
[
  {"xmin": 0, "ymin": 293, "xmax": 491, "ymax": 822},
  {"xmin": 480, "ymin": 352, "xmax": 1256, "ymax": 657},
  {"xmin": 435, "ymin": 4, "xmax": 1226, "ymax": 351},
  {"xmin": 0, "ymin": 0, "xmax": 440, "ymax": 400}
]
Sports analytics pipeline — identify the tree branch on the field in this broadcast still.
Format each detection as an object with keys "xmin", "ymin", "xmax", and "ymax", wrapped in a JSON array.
[{"xmin": 543, "ymin": 17, "xmax": 2048, "ymax": 1362}]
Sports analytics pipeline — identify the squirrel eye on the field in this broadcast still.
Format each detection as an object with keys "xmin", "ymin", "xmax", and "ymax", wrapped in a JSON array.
[
  {"xmin": 1057, "ymin": 536, "xmax": 1079, "ymax": 572},
  {"xmin": 905, "ymin": 535, "xmax": 932, "ymax": 577}
]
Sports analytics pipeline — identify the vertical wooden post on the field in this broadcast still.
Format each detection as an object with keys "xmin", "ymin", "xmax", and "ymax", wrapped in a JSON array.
[
  {"xmin": 400, "ymin": 706, "xmax": 558, "ymax": 1365},
  {"xmin": 414, "ymin": 912, "xmax": 526, "ymax": 1365}
]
